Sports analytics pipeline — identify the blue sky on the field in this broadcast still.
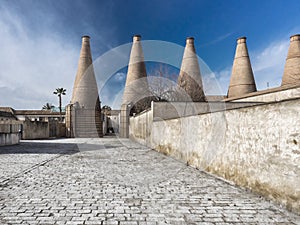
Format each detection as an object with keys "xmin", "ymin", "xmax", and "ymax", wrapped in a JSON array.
[{"xmin": 0, "ymin": 0, "xmax": 299, "ymax": 109}]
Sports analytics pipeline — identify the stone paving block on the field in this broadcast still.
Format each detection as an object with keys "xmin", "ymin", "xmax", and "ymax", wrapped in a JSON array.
[{"xmin": 0, "ymin": 138, "xmax": 299, "ymax": 224}]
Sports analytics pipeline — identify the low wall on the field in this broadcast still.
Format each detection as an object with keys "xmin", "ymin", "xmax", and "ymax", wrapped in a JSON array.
[
  {"xmin": 1, "ymin": 120, "xmax": 66, "ymax": 141},
  {"xmin": 226, "ymin": 85, "xmax": 300, "ymax": 103},
  {"xmin": 129, "ymin": 100, "xmax": 300, "ymax": 213},
  {"xmin": 152, "ymin": 101, "xmax": 262, "ymax": 120},
  {"xmin": 22, "ymin": 120, "xmax": 66, "ymax": 140},
  {"xmin": 0, "ymin": 122, "xmax": 21, "ymax": 146},
  {"xmin": 0, "ymin": 133, "xmax": 20, "ymax": 146},
  {"xmin": 49, "ymin": 121, "xmax": 66, "ymax": 138},
  {"xmin": 129, "ymin": 109, "xmax": 153, "ymax": 146},
  {"xmin": 22, "ymin": 120, "xmax": 49, "ymax": 140}
]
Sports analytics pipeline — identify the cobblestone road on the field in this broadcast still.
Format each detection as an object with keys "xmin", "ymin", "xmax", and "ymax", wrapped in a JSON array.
[{"xmin": 0, "ymin": 138, "xmax": 299, "ymax": 225}]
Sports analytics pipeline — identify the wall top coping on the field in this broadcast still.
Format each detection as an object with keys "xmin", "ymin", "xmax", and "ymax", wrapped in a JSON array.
[{"xmin": 224, "ymin": 83, "xmax": 300, "ymax": 102}]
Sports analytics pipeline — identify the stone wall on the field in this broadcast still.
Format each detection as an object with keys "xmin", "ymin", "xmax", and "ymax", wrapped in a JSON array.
[
  {"xmin": 22, "ymin": 120, "xmax": 49, "ymax": 140},
  {"xmin": 49, "ymin": 121, "xmax": 66, "ymax": 138},
  {"xmin": 0, "ymin": 122, "xmax": 21, "ymax": 146},
  {"xmin": 129, "ymin": 99, "xmax": 300, "ymax": 214},
  {"xmin": 226, "ymin": 85, "xmax": 300, "ymax": 103},
  {"xmin": 129, "ymin": 108, "xmax": 153, "ymax": 146},
  {"xmin": 0, "ymin": 133, "xmax": 20, "ymax": 146}
]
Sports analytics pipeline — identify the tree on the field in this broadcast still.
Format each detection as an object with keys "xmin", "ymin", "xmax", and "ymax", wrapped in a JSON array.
[
  {"xmin": 177, "ymin": 71, "xmax": 206, "ymax": 102},
  {"xmin": 149, "ymin": 64, "xmax": 206, "ymax": 103},
  {"xmin": 53, "ymin": 88, "xmax": 66, "ymax": 119},
  {"xmin": 102, "ymin": 105, "xmax": 112, "ymax": 111},
  {"xmin": 102, "ymin": 105, "xmax": 112, "ymax": 115},
  {"xmin": 42, "ymin": 103, "xmax": 54, "ymax": 110},
  {"xmin": 148, "ymin": 64, "xmax": 179, "ymax": 102},
  {"xmin": 125, "ymin": 64, "xmax": 179, "ymax": 116}
]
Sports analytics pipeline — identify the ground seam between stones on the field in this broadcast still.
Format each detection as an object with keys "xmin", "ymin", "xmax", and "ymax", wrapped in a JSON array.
[{"xmin": 0, "ymin": 153, "xmax": 66, "ymax": 187}]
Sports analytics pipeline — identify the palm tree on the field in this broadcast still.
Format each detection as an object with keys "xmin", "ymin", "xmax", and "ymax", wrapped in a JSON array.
[
  {"xmin": 42, "ymin": 103, "xmax": 54, "ymax": 110},
  {"xmin": 102, "ymin": 105, "xmax": 112, "ymax": 116},
  {"xmin": 53, "ymin": 88, "xmax": 66, "ymax": 119}
]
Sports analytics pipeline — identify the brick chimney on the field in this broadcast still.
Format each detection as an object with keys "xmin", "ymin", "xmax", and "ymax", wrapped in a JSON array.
[
  {"xmin": 122, "ymin": 35, "xmax": 150, "ymax": 112},
  {"xmin": 227, "ymin": 37, "xmax": 256, "ymax": 98},
  {"xmin": 70, "ymin": 36, "xmax": 103, "ymax": 137},
  {"xmin": 177, "ymin": 37, "xmax": 206, "ymax": 102},
  {"xmin": 281, "ymin": 34, "xmax": 300, "ymax": 86}
]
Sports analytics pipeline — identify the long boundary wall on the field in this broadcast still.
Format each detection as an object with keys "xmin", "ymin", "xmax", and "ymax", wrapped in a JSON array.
[{"xmin": 129, "ymin": 100, "xmax": 300, "ymax": 213}]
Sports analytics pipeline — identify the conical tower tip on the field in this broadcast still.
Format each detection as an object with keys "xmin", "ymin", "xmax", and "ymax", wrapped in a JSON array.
[
  {"xmin": 237, "ymin": 36, "xmax": 246, "ymax": 43},
  {"xmin": 133, "ymin": 34, "xmax": 141, "ymax": 42},
  {"xmin": 290, "ymin": 34, "xmax": 300, "ymax": 41},
  {"xmin": 186, "ymin": 37, "xmax": 195, "ymax": 44}
]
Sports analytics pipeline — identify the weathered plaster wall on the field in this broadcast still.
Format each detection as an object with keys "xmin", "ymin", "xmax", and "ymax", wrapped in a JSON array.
[
  {"xmin": 49, "ymin": 121, "xmax": 66, "ymax": 138},
  {"xmin": 0, "ymin": 123, "xmax": 21, "ymax": 146},
  {"xmin": 22, "ymin": 120, "xmax": 49, "ymax": 140},
  {"xmin": 152, "ymin": 101, "xmax": 261, "ymax": 121},
  {"xmin": 228, "ymin": 85, "xmax": 300, "ymax": 103},
  {"xmin": 129, "ymin": 109, "xmax": 153, "ymax": 146},
  {"xmin": 129, "ymin": 99, "xmax": 300, "ymax": 213},
  {"xmin": 0, "ymin": 133, "xmax": 20, "ymax": 146}
]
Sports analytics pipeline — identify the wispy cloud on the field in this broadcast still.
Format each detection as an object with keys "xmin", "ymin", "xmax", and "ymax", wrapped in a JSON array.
[
  {"xmin": 0, "ymin": 1, "xmax": 119, "ymax": 110},
  {"xmin": 203, "ymin": 67, "xmax": 231, "ymax": 95},
  {"xmin": 99, "ymin": 71, "xmax": 127, "ymax": 108},
  {"xmin": 200, "ymin": 32, "xmax": 234, "ymax": 47},
  {"xmin": 0, "ymin": 4, "xmax": 79, "ymax": 109},
  {"xmin": 251, "ymin": 39, "xmax": 289, "ymax": 89},
  {"xmin": 114, "ymin": 72, "xmax": 126, "ymax": 82}
]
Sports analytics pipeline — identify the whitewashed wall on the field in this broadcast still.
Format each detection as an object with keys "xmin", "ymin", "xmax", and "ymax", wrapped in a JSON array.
[
  {"xmin": 229, "ymin": 85, "xmax": 300, "ymax": 102},
  {"xmin": 129, "ymin": 99, "xmax": 300, "ymax": 213},
  {"xmin": 0, "ymin": 123, "xmax": 21, "ymax": 146}
]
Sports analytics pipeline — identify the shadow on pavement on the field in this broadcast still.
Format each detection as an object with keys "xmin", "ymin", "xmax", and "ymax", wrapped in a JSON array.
[
  {"xmin": 0, "ymin": 141, "xmax": 80, "ymax": 155},
  {"xmin": 0, "ymin": 140, "xmax": 122, "ymax": 155}
]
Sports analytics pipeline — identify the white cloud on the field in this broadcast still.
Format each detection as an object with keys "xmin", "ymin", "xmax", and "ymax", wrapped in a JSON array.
[
  {"xmin": 201, "ymin": 31, "xmax": 234, "ymax": 47},
  {"xmin": 0, "ymin": 6, "xmax": 78, "ymax": 109},
  {"xmin": 251, "ymin": 39, "xmax": 289, "ymax": 89},
  {"xmin": 114, "ymin": 72, "xmax": 126, "ymax": 82},
  {"xmin": 203, "ymin": 67, "xmax": 231, "ymax": 95},
  {"xmin": 100, "ymin": 85, "xmax": 124, "ymax": 110}
]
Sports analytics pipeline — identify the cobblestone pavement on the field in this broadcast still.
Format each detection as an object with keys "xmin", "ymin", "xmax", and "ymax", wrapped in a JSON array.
[{"xmin": 0, "ymin": 138, "xmax": 299, "ymax": 225}]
